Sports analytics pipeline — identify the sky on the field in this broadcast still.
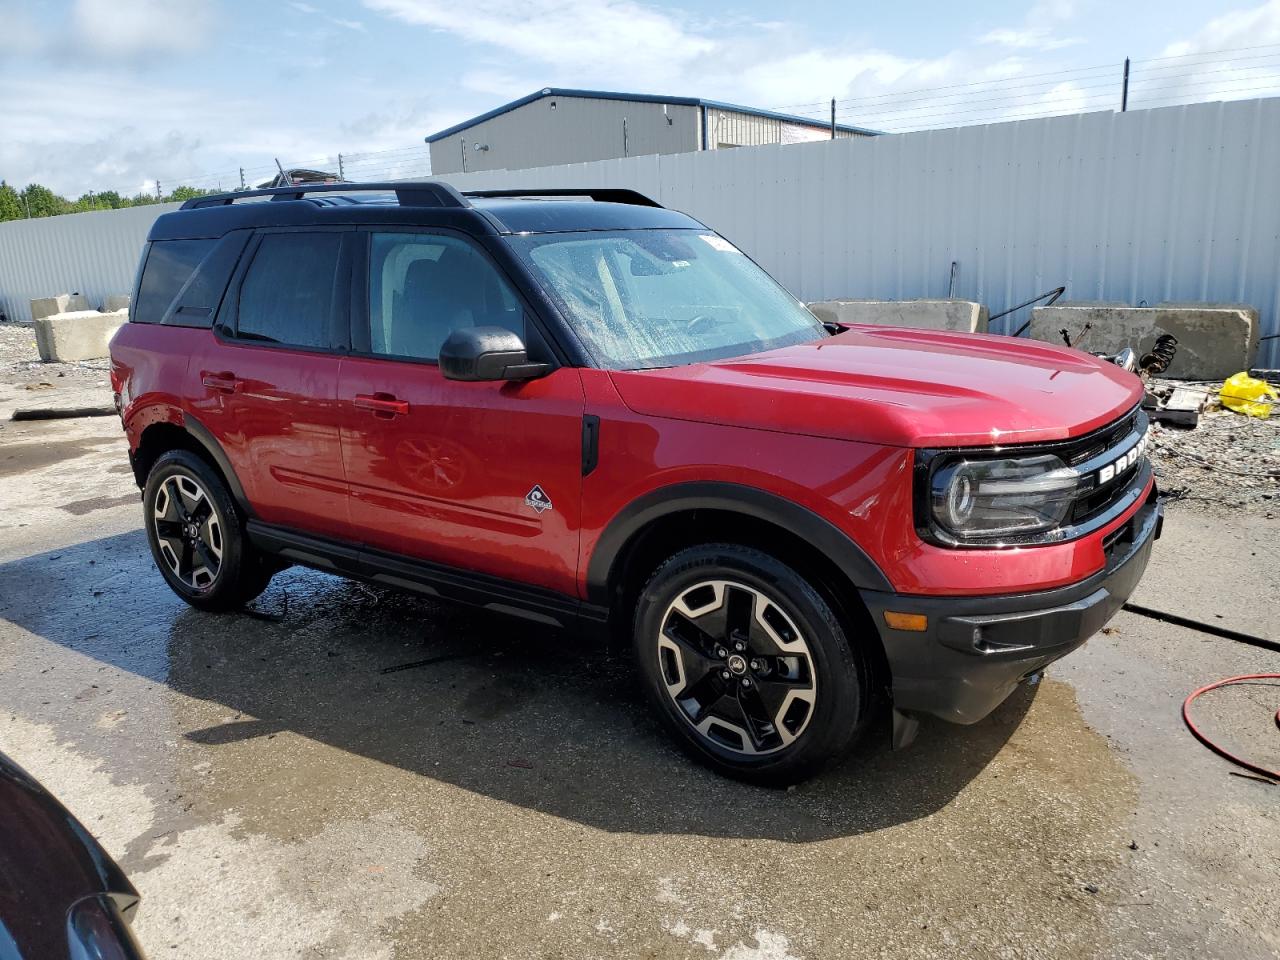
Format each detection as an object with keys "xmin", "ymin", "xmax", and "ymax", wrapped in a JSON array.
[{"xmin": 2, "ymin": 0, "xmax": 1279, "ymax": 197}]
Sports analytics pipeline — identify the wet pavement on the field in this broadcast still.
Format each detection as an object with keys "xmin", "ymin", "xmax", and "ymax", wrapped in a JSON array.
[{"xmin": 1, "ymin": 414, "xmax": 1277, "ymax": 959}]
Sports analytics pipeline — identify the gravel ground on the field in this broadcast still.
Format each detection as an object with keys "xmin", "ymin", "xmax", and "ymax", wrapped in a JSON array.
[
  {"xmin": 1146, "ymin": 378, "xmax": 1280, "ymax": 515},
  {"xmin": 0, "ymin": 320, "xmax": 112, "ymax": 387},
  {"xmin": 0, "ymin": 322, "xmax": 115, "ymax": 428}
]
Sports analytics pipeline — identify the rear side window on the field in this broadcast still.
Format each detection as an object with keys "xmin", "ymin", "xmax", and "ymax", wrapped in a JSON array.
[
  {"xmin": 133, "ymin": 239, "xmax": 215, "ymax": 324},
  {"xmin": 236, "ymin": 233, "xmax": 342, "ymax": 349},
  {"xmin": 162, "ymin": 233, "xmax": 250, "ymax": 327}
]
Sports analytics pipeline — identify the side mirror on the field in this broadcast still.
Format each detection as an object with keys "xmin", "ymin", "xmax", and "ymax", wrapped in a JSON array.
[{"xmin": 438, "ymin": 326, "xmax": 551, "ymax": 382}]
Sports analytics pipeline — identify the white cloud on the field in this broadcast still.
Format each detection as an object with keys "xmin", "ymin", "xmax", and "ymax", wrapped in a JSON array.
[
  {"xmin": 980, "ymin": 27, "xmax": 1082, "ymax": 51},
  {"xmin": 288, "ymin": 1, "xmax": 366, "ymax": 30},
  {"xmin": 979, "ymin": 0, "xmax": 1081, "ymax": 52},
  {"xmin": 1161, "ymin": 0, "xmax": 1280, "ymax": 55},
  {"xmin": 72, "ymin": 0, "xmax": 215, "ymax": 57},
  {"xmin": 1138, "ymin": 0, "xmax": 1280, "ymax": 108},
  {"xmin": 362, "ymin": 0, "xmax": 715, "ymax": 85}
]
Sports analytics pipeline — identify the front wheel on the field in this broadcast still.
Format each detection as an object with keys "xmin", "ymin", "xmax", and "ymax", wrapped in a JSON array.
[
  {"xmin": 633, "ymin": 543, "xmax": 869, "ymax": 786},
  {"xmin": 143, "ymin": 450, "xmax": 276, "ymax": 612}
]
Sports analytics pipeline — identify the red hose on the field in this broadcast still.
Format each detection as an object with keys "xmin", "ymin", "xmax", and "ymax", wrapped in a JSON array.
[{"xmin": 1181, "ymin": 674, "xmax": 1280, "ymax": 782}]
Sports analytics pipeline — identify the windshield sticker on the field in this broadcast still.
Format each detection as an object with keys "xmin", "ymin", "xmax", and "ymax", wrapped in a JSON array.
[{"xmin": 699, "ymin": 234, "xmax": 741, "ymax": 254}]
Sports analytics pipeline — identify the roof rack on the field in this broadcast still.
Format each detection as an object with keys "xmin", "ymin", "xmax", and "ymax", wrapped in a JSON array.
[
  {"xmin": 181, "ymin": 181, "xmax": 469, "ymax": 210},
  {"xmin": 463, "ymin": 188, "xmax": 662, "ymax": 208},
  {"xmin": 179, "ymin": 181, "xmax": 664, "ymax": 212}
]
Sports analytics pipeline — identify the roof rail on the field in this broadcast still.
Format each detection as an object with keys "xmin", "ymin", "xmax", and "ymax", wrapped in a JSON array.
[
  {"xmin": 181, "ymin": 180, "xmax": 469, "ymax": 210},
  {"xmin": 463, "ymin": 188, "xmax": 663, "ymax": 208}
]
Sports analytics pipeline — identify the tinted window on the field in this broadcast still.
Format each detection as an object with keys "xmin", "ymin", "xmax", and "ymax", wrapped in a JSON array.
[
  {"xmin": 162, "ymin": 232, "xmax": 251, "ymax": 328},
  {"xmin": 237, "ymin": 233, "xmax": 342, "ymax": 348},
  {"xmin": 133, "ymin": 239, "xmax": 215, "ymax": 324},
  {"xmin": 368, "ymin": 233, "xmax": 522, "ymax": 361}
]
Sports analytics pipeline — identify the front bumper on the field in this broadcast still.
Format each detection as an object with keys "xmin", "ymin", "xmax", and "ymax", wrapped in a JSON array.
[{"xmin": 862, "ymin": 489, "xmax": 1162, "ymax": 725}]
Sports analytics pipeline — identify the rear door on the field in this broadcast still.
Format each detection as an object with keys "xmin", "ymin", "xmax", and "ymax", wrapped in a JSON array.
[
  {"xmin": 189, "ymin": 228, "xmax": 354, "ymax": 540},
  {"xmin": 338, "ymin": 228, "xmax": 585, "ymax": 596}
]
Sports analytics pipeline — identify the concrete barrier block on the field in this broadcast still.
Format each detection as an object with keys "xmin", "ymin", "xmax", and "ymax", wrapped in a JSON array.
[
  {"xmin": 30, "ymin": 293, "xmax": 91, "ymax": 322},
  {"xmin": 30, "ymin": 294, "xmax": 72, "ymax": 322},
  {"xmin": 102, "ymin": 294, "xmax": 131, "ymax": 313},
  {"xmin": 808, "ymin": 299, "xmax": 989, "ymax": 333},
  {"xmin": 1028, "ymin": 303, "xmax": 1258, "ymax": 379},
  {"xmin": 32, "ymin": 309, "xmax": 127, "ymax": 362}
]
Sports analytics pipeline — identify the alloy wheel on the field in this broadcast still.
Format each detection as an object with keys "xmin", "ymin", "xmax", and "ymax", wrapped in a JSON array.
[
  {"xmin": 152, "ymin": 474, "xmax": 223, "ymax": 591},
  {"xmin": 656, "ymin": 579, "xmax": 817, "ymax": 756}
]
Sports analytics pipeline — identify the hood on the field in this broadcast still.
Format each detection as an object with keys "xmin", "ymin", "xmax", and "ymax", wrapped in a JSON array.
[{"xmin": 608, "ymin": 324, "xmax": 1144, "ymax": 448}]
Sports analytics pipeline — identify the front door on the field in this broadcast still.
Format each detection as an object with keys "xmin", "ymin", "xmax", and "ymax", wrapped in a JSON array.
[
  {"xmin": 190, "ymin": 229, "xmax": 353, "ymax": 541},
  {"xmin": 338, "ymin": 230, "xmax": 585, "ymax": 596}
]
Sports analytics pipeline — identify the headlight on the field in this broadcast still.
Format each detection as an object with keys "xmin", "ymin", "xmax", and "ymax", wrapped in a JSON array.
[{"xmin": 929, "ymin": 454, "xmax": 1078, "ymax": 541}]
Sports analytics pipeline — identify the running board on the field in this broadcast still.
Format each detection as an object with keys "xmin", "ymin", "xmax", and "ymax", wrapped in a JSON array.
[{"xmin": 246, "ymin": 520, "xmax": 609, "ymax": 630}]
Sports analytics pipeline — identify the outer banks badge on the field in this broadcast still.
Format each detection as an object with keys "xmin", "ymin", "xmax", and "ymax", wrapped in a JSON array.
[{"xmin": 525, "ymin": 485, "xmax": 553, "ymax": 514}]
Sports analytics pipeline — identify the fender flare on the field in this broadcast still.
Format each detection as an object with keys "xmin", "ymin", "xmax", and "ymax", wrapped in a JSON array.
[
  {"xmin": 585, "ymin": 481, "xmax": 893, "ymax": 604},
  {"xmin": 181, "ymin": 412, "xmax": 254, "ymax": 517}
]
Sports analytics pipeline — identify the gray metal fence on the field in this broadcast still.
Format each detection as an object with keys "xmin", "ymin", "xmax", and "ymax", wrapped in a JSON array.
[
  {"xmin": 0, "ymin": 202, "xmax": 180, "ymax": 323},
  {"xmin": 2, "ymin": 98, "xmax": 1277, "ymax": 366}
]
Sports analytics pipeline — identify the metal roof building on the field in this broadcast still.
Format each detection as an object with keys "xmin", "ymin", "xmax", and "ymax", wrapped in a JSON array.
[{"xmin": 425, "ymin": 88, "xmax": 878, "ymax": 175}]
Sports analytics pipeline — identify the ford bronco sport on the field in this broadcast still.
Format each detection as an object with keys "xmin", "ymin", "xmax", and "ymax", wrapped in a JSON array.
[{"xmin": 110, "ymin": 182, "xmax": 1160, "ymax": 785}]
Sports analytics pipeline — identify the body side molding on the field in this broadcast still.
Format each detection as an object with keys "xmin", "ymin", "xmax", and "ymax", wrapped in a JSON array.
[
  {"xmin": 181, "ymin": 412, "xmax": 254, "ymax": 517},
  {"xmin": 585, "ymin": 481, "xmax": 894, "ymax": 604}
]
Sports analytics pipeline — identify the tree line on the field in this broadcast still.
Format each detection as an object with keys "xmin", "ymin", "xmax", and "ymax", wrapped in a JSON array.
[{"xmin": 0, "ymin": 181, "xmax": 217, "ymax": 222}]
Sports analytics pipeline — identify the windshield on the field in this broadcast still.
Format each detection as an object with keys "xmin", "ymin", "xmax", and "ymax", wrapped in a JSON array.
[{"xmin": 506, "ymin": 229, "xmax": 827, "ymax": 370}]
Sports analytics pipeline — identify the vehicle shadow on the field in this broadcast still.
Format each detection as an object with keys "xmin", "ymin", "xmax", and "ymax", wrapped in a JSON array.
[{"xmin": 0, "ymin": 531, "xmax": 1036, "ymax": 842}]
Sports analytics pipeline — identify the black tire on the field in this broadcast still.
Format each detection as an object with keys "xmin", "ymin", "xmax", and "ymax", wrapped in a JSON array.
[
  {"xmin": 143, "ymin": 450, "xmax": 275, "ymax": 612},
  {"xmin": 633, "ymin": 543, "xmax": 868, "ymax": 786}
]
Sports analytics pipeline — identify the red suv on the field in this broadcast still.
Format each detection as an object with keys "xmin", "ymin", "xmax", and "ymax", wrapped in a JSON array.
[{"xmin": 110, "ymin": 182, "xmax": 1160, "ymax": 784}]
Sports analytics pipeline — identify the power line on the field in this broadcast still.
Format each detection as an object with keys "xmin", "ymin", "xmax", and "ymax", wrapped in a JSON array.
[{"xmin": 769, "ymin": 61, "xmax": 1117, "ymax": 113}]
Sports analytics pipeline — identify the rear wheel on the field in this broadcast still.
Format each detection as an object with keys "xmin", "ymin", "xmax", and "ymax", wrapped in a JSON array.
[
  {"xmin": 143, "ymin": 450, "xmax": 276, "ymax": 612},
  {"xmin": 633, "ymin": 543, "xmax": 869, "ymax": 786}
]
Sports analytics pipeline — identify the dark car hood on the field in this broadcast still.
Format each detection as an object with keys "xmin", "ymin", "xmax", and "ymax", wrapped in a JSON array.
[
  {"xmin": 0, "ymin": 751, "xmax": 140, "ymax": 959},
  {"xmin": 608, "ymin": 324, "xmax": 1144, "ymax": 447}
]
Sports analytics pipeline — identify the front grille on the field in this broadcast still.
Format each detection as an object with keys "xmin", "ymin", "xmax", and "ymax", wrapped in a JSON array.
[
  {"xmin": 1064, "ymin": 406, "xmax": 1148, "ymax": 525},
  {"xmin": 1062, "ymin": 408, "xmax": 1140, "ymax": 467}
]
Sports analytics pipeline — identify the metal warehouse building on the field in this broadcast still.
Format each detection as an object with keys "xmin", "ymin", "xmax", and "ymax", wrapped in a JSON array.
[{"xmin": 426, "ymin": 88, "xmax": 878, "ymax": 175}]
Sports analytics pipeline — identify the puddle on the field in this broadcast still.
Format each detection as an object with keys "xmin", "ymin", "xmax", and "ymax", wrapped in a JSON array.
[
  {"xmin": 60, "ymin": 493, "xmax": 140, "ymax": 515},
  {"xmin": 0, "ymin": 437, "xmax": 117, "ymax": 478}
]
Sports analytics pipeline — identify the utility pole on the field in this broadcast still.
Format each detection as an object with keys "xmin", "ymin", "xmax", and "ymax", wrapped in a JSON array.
[
  {"xmin": 239, "ymin": 167, "xmax": 246, "ymax": 190},
  {"xmin": 1121, "ymin": 57, "xmax": 1130, "ymax": 112},
  {"xmin": 155, "ymin": 181, "xmax": 162, "ymax": 200},
  {"xmin": 338, "ymin": 153, "xmax": 345, "ymax": 180},
  {"xmin": 622, "ymin": 117, "xmax": 629, "ymax": 157},
  {"xmin": 830, "ymin": 98, "xmax": 836, "ymax": 139}
]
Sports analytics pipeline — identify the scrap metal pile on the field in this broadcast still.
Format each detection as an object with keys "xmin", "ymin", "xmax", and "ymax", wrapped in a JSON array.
[{"xmin": 1145, "ymin": 377, "xmax": 1280, "ymax": 511}]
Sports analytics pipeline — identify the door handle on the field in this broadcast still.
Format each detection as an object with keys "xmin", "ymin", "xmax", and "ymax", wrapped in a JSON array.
[
  {"xmin": 354, "ymin": 393, "xmax": 410, "ymax": 417},
  {"xmin": 202, "ymin": 372, "xmax": 243, "ymax": 394}
]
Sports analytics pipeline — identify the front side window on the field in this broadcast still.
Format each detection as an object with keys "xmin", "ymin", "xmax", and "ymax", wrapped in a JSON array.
[
  {"xmin": 506, "ymin": 229, "xmax": 825, "ymax": 370},
  {"xmin": 237, "ymin": 233, "xmax": 342, "ymax": 348},
  {"xmin": 368, "ymin": 233, "xmax": 523, "ymax": 361}
]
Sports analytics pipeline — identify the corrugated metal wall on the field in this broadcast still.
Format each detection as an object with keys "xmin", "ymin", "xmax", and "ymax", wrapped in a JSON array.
[
  {"xmin": 3, "ymin": 98, "xmax": 1277, "ymax": 366},
  {"xmin": 429, "ymin": 97, "xmax": 701, "ymax": 175},
  {"xmin": 446, "ymin": 97, "xmax": 1280, "ymax": 367},
  {"xmin": 0, "ymin": 202, "xmax": 180, "ymax": 322},
  {"xmin": 709, "ymin": 109, "xmax": 859, "ymax": 148}
]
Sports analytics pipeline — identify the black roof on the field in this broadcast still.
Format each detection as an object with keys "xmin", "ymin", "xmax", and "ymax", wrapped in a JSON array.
[{"xmin": 153, "ymin": 182, "xmax": 702, "ymax": 241}]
